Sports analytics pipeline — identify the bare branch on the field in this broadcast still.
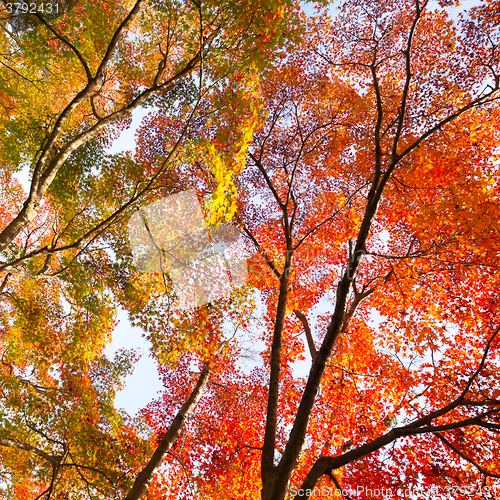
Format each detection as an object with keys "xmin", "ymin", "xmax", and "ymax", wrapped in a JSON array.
[
  {"xmin": 435, "ymin": 432, "xmax": 500, "ymax": 479},
  {"xmin": 294, "ymin": 310, "xmax": 317, "ymax": 361},
  {"xmin": 33, "ymin": 13, "xmax": 93, "ymax": 82}
]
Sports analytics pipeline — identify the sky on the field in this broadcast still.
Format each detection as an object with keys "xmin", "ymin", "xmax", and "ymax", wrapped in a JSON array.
[
  {"xmin": 103, "ymin": 308, "xmax": 163, "ymax": 415},
  {"xmin": 103, "ymin": 107, "xmax": 164, "ymax": 415}
]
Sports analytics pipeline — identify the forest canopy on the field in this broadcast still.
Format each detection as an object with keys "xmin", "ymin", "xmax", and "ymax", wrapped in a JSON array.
[{"xmin": 0, "ymin": 0, "xmax": 500, "ymax": 499}]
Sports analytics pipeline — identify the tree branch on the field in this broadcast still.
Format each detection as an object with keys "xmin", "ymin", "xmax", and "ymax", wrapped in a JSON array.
[
  {"xmin": 294, "ymin": 310, "xmax": 317, "ymax": 361},
  {"xmin": 123, "ymin": 362, "xmax": 210, "ymax": 500},
  {"xmin": 435, "ymin": 432, "xmax": 500, "ymax": 479},
  {"xmin": 0, "ymin": 437, "xmax": 59, "ymax": 464}
]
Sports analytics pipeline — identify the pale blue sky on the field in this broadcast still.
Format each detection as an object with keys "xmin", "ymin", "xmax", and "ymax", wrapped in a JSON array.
[{"xmin": 104, "ymin": 107, "xmax": 164, "ymax": 415}]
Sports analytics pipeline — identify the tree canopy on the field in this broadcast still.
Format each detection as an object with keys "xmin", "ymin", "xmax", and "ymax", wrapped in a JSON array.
[{"xmin": 1, "ymin": 0, "xmax": 500, "ymax": 499}]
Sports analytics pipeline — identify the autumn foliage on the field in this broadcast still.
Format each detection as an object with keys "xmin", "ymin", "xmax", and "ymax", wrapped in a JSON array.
[{"xmin": 1, "ymin": 0, "xmax": 500, "ymax": 499}]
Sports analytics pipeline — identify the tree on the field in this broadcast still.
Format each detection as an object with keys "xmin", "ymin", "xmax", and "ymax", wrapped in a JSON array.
[
  {"xmin": 0, "ymin": 0, "xmax": 297, "ymax": 497},
  {"xmin": 1, "ymin": 0, "xmax": 500, "ymax": 499}
]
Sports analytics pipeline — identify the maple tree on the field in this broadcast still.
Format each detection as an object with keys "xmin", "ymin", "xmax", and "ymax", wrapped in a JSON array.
[
  {"xmin": 1, "ymin": 0, "xmax": 500, "ymax": 499},
  {"xmin": 0, "ymin": 0, "xmax": 296, "ymax": 497}
]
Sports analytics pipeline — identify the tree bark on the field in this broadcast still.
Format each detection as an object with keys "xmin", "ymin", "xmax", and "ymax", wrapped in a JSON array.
[{"xmin": 261, "ymin": 274, "xmax": 290, "ymax": 496}]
